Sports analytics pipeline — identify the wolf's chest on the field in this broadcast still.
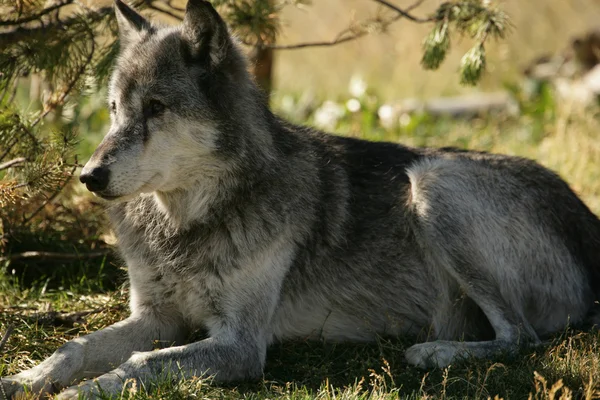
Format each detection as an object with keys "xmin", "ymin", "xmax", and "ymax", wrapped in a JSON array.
[
  {"xmin": 110, "ymin": 201, "xmax": 238, "ymax": 328},
  {"xmin": 123, "ymin": 234, "xmax": 228, "ymax": 329}
]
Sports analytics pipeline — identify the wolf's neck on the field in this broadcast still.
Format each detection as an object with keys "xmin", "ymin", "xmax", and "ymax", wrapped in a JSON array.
[
  {"xmin": 151, "ymin": 106, "xmax": 286, "ymax": 230},
  {"xmin": 152, "ymin": 177, "xmax": 224, "ymax": 230}
]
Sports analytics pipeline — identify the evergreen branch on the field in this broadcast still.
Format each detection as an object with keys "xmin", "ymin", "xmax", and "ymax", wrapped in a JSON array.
[
  {"xmin": 371, "ymin": 0, "xmax": 434, "ymax": 23},
  {"xmin": 0, "ymin": 0, "xmax": 74, "ymax": 27},
  {"xmin": 145, "ymin": 1, "xmax": 183, "ymax": 20},
  {"xmin": 0, "ymin": 138, "xmax": 18, "ymax": 163},
  {"xmin": 15, "ymin": 116, "xmax": 41, "ymax": 148},
  {"xmin": 32, "ymin": 26, "xmax": 96, "ymax": 127},
  {"xmin": 0, "ymin": 6, "xmax": 112, "ymax": 50},
  {"xmin": 21, "ymin": 162, "xmax": 77, "ymax": 226},
  {"xmin": 0, "ymin": 157, "xmax": 26, "ymax": 171},
  {"xmin": 165, "ymin": 0, "xmax": 185, "ymax": 12}
]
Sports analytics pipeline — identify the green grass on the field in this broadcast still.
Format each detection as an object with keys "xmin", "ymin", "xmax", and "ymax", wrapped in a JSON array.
[{"xmin": 3, "ymin": 92, "xmax": 600, "ymax": 399}]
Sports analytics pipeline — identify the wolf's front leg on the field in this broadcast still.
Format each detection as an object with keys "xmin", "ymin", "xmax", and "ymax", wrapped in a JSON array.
[
  {"xmin": 57, "ymin": 331, "xmax": 267, "ymax": 399},
  {"xmin": 3, "ymin": 313, "xmax": 183, "ymax": 399}
]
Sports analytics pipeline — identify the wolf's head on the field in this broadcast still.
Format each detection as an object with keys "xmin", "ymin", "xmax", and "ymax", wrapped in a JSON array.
[{"xmin": 80, "ymin": 0, "xmax": 271, "ymax": 201}]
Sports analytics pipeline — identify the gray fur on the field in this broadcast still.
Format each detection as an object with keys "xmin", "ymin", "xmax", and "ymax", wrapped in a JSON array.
[{"xmin": 5, "ymin": 0, "xmax": 600, "ymax": 398}]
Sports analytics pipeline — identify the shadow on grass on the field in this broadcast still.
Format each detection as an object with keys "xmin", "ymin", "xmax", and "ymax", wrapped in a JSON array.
[{"xmin": 231, "ymin": 331, "xmax": 600, "ymax": 398}]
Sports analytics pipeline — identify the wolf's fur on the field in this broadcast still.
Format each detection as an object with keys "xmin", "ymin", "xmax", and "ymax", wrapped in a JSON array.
[{"xmin": 5, "ymin": 0, "xmax": 600, "ymax": 398}]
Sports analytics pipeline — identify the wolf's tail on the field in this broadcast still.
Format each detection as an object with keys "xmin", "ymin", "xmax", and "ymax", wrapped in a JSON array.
[
  {"xmin": 581, "ymin": 212, "xmax": 600, "ymax": 327},
  {"xmin": 585, "ymin": 303, "xmax": 600, "ymax": 328}
]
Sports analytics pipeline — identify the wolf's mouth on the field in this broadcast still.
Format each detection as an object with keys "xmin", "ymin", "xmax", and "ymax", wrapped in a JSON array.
[{"xmin": 96, "ymin": 193, "xmax": 122, "ymax": 201}]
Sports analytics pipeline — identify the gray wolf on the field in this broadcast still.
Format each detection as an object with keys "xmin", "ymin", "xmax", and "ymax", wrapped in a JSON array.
[{"xmin": 5, "ymin": 0, "xmax": 600, "ymax": 398}]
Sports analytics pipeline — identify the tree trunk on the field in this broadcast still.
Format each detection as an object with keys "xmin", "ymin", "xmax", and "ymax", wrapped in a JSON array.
[{"xmin": 250, "ymin": 45, "xmax": 274, "ymax": 97}]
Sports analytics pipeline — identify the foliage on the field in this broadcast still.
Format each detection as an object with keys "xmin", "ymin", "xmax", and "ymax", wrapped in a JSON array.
[{"xmin": 421, "ymin": 0, "xmax": 510, "ymax": 85}]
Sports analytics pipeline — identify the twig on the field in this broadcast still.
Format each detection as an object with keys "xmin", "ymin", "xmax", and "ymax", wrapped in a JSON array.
[
  {"xmin": 0, "ymin": 325, "xmax": 13, "ymax": 400},
  {"xmin": 0, "ymin": 250, "xmax": 111, "ymax": 263},
  {"xmin": 146, "ymin": 2, "xmax": 183, "ymax": 20},
  {"xmin": 31, "ymin": 26, "xmax": 96, "ymax": 127},
  {"xmin": 11, "ymin": 183, "xmax": 28, "ymax": 190},
  {"xmin": 371, "ymin": 0, "xmax": 433, "ymax": 23},
  {"xmin": 21, "ymin": 162, "xmax": 78, "ymax": 225},
  {"xmin": 0, "ymin": 325, "xmax": 14, "ymax": 353},
  {"xmin": 405, "ymin": 0, "xmax": 428, "ymax": 12},
  {"xmin": 14, "ymin": 115, "xmax": 41, "ymax": 149},
  {"xmin": 0, "ymin": 0, "xmax": 74, "ymax": 27},
  {"xmin": 0, "ymin": 157, "xmax": 26, "ymax": 171},
  {"xmin": 166, "ymin": 0, "xmax": 185, "ymax": 12},
  {"xmin": 269, "ymin": 32, "xmax": 371, "ymax": 50},
  {"xmin": 270, "ymin": 14, "xmax": 401, "ymax": 50},
  {"xmin": 268, "ymin": 0, "xmax": 432, "ymax": 50},
  {"xmin": 25, "ymin": 308, "xmax": 110, "ymax": 327},
  {"xmin": 0, "ymin": 138, "xmax": 18, "ymax": 163},
  {"xmin": 0, "ymin": 6, "xmax": 112, "ymax": 50}
]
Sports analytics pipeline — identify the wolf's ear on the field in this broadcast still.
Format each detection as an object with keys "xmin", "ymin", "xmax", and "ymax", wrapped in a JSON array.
[
  {"xmin": 181, "ymin": 0, "xmax": 231, "ymax": 66},
  {"xmin": 114, "ymin": 0, "xmax": 152, "ymax": 48}
]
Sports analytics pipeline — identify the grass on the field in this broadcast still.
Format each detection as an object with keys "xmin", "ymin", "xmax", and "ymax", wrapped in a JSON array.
[{"xmin": 2, "ymin": 90, "xmax": 600, "ymax": 399}]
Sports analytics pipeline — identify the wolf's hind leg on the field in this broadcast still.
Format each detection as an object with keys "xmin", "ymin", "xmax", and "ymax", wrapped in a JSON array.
[
  {"xmin": 405, "ymin": 159, "xmax": 542, "ymax": 368},
  {"xmin": 405, "ymin": 260, "xmax": 540, "ymax": 369}
]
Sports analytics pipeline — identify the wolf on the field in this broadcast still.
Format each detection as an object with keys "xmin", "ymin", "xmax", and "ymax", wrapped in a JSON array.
[{"xmin": 5, "ymin": 0, "xmax": 600, "ymax": 398}]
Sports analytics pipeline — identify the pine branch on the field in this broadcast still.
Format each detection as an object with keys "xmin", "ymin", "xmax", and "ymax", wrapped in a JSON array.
[
  {"xmin": 32, "ymin": 26, "xmax": 96, "ymax": 127},
  {"xmin": 14, "ymin": 115, "xmax": 41, "ymax": 149},
  {"xmin": 145, "ymin": 1, "xmax": 183, "ymax": 20},
  {"xmin": 21, "ymin": 161, "xmax": 78, "ymax": 226},
  {"xmin": 0, "ymin": 139, "xmax": 18, "ymax": 163},
  {"xmin": 165, "ymin": 0, "xmax": 185, "ymax": 13},
  {"xmin": 0, "ymin": 158, "xmax": 26, "ymax": 171},
  {"xmin": 0, "ymin": 6, "xmax": 112, "ymax": 50},
  {"xmin": 0, "ymin": 0, "xmax": 74, "ymax": 27}
]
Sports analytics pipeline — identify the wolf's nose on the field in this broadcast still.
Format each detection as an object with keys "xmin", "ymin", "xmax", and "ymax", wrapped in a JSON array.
[{"xmin": 80, "ymin": 167, "xmax": 110, "ymax": 192}]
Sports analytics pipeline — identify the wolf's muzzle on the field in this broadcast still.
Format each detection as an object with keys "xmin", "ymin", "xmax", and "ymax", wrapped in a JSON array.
[{"xmin": 80, "ymin": 166, "xmax": 110, "ymax": 192}]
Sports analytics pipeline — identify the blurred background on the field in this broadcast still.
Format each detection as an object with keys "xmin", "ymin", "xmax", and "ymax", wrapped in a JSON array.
[{"xmin": 275, "ymin": 0, "xmax": 600, "ymax": 98}]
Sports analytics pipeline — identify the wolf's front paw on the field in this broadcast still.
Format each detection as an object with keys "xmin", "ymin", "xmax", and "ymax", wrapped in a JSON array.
[
  {"xmin": 58, "ymin": 372, "xmax": 129, "ymax": 400},
  {"xmin": 1, "ymin": 372, "xmax": 58, "ymax": 399},
  {"xmin": 405, "ymin": 341, "xmax": 462, "ymax": 369}
]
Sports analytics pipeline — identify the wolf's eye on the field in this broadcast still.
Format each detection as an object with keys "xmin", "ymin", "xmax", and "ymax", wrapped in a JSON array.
[
  {"xmin": 110, "ymin": 101, "xmax": 116, "ymax": 114},
  {"xmin": 145, "ymin": 100, "xmax": 165, "ymax": 118}
]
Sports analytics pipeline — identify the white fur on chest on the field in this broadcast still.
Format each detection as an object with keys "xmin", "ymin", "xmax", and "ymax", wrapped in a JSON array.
[
  {"xmin": 123, "ymin": 225, "xmax": 297, "ymax": 339},
  {"xmin": 127, "ymin": 255, "xmax": 222, "ymax": 330}
]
